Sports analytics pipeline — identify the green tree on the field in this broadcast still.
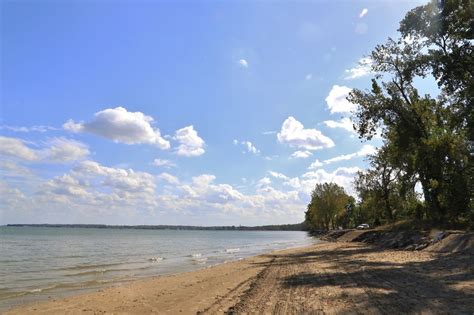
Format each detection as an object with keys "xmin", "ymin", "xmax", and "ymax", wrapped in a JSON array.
[
  {"xmin": 348, "ymin": 0, "xmax": 472, "ymax": 224},
  {"xmin": 305, "ymin": 183, "xmax": 351, "ymax": 230}
]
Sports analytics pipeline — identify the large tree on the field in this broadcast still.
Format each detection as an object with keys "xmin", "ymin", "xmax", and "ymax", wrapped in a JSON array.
[
  {"xmin": 354, "ymin": 148, "xmax": 402, "ymax": 223},
  {"xmin": 348, "ymin": 0, "xmax": 472, "ymax": 224},
  {"xmin": 305, "ymin": 183, "xmax": 351, "ymax": 230}
]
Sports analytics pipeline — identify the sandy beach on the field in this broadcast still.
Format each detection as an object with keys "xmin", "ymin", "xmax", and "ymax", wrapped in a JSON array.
[{"xmin": 4, "ymin": 238, "xmax": 473, "ymax": 314}]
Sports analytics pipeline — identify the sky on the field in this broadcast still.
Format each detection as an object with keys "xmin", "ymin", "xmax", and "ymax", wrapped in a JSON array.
[{"xmin": 0, "ymin": 0, "xmax": 426, "ymax": 226}]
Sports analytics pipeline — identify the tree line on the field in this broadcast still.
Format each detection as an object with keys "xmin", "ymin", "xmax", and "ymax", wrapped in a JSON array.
[{"xmin": 306, "ymin": 0, "xmax": 473, "ymax": 231}]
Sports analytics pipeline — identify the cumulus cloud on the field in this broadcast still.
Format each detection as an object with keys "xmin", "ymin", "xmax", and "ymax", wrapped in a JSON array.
[
  {"xmin": 0, "ymin": 136, "xmax": 90, "ymax": 164},
  {"xmin": 344, "ymin": 57, "xmax": 373, "ymax": 80},
  {"xmin": 174, "ymin": 174, "xmax": 244, "ymax": 204},
  {"xmin": 174, "ymin": 125, "xmax": 205, "ymax": 157},
  {"xmin": 277, "ymin": 117, "xmax": 334, "ymax": 151},
  {"xmin": 308, "ymin": 159, "xmax": 324, "ymax": 169},
  {"xmin": 45, "ymin": 138, "xmax": 90, "ymax": 163},
  {"xmin": 268, "ymin": 171, "xmax": 289, "ymax": 180},
  {"xmin": 290, "ymin": 150, "xmax": 313, "ymax": 159},
  {"xmin": 0, "ymin": 136, "xmax": 38, "ymax": 161},
  {"xmin": 158, "ymin": 172, "xmax": 180, "ymax": 185},
  {"xmin": 238, "ymin": 59, "xmax": 248, "ymax": 68},
  {"xmin": 301, "ymin": 166, "xmax": 361, "ymax": 195},
  {"xmin": 63, "ymin": 107, "xmax": 170, "ymax": 149},
  {"xmin": 234, "ymin": 140, "xmax": 260, "ymax": 155},
  {"xmin": 325, "ymin": 85, "xmax": 356, "ymax": 114},
  {"xmin": 257, "ymin": 177, "xmax": 272, "ymax": 187},
  {"xmin": 0, "ymin": 160, "xmax": 35, "ymax": 177},
  {"xmin": 42, "ymin": 174, "xmax": 90, "ymax": 197},
  {"xmin": 32, "ymin": 160, "xmax": 159, "ymax": 215},
  {"xmin": 359, "ymin": 8, "xmax": 368, "ymax": 18},
  {"xmin": 152, "ymin": 159, "xmax": 176, "ymax": 168},
  {"xmin": 284, "ymin": 177, "xmax": 301, "ymax": 189},
  {"xmin": 0, "ymin": 157, "xmax": 323, "ymax": 225},
  {"xmin": 73, "ymin": 160, "xmax": 156, "ymax": 194}
]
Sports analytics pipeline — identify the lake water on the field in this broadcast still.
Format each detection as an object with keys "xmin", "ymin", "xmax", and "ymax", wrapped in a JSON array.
[{"xmin": 0, "ymin": 227, "xmax": 316, "ymax": 310}]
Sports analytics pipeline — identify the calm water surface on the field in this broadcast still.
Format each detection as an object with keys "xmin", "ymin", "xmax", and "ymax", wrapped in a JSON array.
[{"xmin": 0, "ymin": 227, "xmax": 317, "ymax": 310}]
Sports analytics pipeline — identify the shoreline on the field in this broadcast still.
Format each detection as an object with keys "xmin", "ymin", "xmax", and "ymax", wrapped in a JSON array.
[
  {"xmin": 3, "ymin": 244, "xmax": 315, "ymax": 314},
  {"xmin": 1, "ymin": 243, "xmax": 317, "ymax": 314},
  {"xmin": 4, "ymin": 236, "xmax": 473, "ymax": 314},
  {"xmin": 0, "ymin": 228, "xmax": 315, "ymax": 312}
]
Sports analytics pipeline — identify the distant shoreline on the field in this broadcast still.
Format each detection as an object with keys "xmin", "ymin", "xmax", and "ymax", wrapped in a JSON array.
[{"xmin": 4, "ymin": 223, "xmax": 307, "ymax": 231}]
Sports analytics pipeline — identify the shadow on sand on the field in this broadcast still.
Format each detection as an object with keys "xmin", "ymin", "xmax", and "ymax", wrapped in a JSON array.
[{"xmin": 252, "ymin": 244, "xmax": 474, "ymax": 314}]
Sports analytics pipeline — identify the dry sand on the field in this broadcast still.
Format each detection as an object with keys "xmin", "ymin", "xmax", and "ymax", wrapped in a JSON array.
[{"xmin": 4, "ymin": 242, "xmax": 473, "ymax": 314}]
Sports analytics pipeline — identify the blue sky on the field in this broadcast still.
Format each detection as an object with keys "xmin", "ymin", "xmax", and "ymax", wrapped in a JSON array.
[{"xmin": 1, "ymin": 0, "xmax": 426, "ymax": 225}]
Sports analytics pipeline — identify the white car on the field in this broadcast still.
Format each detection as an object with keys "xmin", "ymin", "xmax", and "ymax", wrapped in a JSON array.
[{"xmin": 356, "ymin": 224, "xmax": 370, "ymax": 230}]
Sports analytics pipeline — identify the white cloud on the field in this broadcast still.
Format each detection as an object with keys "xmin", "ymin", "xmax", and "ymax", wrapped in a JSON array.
[
  {"xmin": 325, "ymin": 85, "xmax": 356, "ymax": 114},
  {"xmin": 305, "ymin": 73, "xmax": 313, "ymax": 80},
  {"xmin": 152, "ymin": 159, "xmax": 175, "ymax": 168},
  {"xmin": 42, "ymin": 174, "xmax": 90, "ymax": 197},
  {"xmin": 359, "ymin": 8, "xmax": 368, "ymax": 18},
  {"xmin": 344, "ymin": 57, "xmax": 373, "ymax": 80},
  {"xmin": 29, "ymin": 160, "xmax": 159, "ymax": 216},
  {"xmin": 177, "ymin": 174, "xmax": 244, "ymax": 204},
  {"xmin": 257, "ymin": 177, "xmax": 272, "ymax": 187},
  {"xmin": 262, "ymin": 131, "xmax": 277, "ymax": 135},
  {"xmin": 174, "ymin": 125, "xmax": 205, "ymax": 157},
  {"xmin": 72, "ymin": 160, "xmax": 157, "ymax": 196},
  {"xmin": 323, "ymin": 117, "xmax": 355, "ymax": 133},
  {"xmin": 0, "ymin": 136, "xmax": 38, "ymax": 161},
  {"xmin": 63, "ymin": 107, "xmax": 170, "ymax": 149},
  {"xmin": 268, "ymin": 171, "xmax": 289, "ymax": 180},
  {"xmin": 0, "ymin": 160, "xmax": 35, "ymax": 177},
  {"xmin": 238, "ymin": 59, "xmax": 248, "ymax": 68},
  {"xmin": 323, "ymin": 144, "xmax": 376, "ymax": 165},
  {"xmin": 158, "ymin": 172, "xmax": 180, "ymax": 185},
  {"xmin": 0, "ymin": 125, "xmax": 58, "ymax": 133},
  {"xmin": 45, "ymin": 138, "xmax": 90, "ymax": 163},
  {"xmin": 308, "ymin": 159, "xmax": 324, "ymax": 169},
  {"xmin": 284, "ymin": 177, "xmax": 301, "ymax": 189},
  {"xmin": 0, "ymin": 136, "xmax": 90, "ymax": 163},
  {"xmin": 277, "ymin": 116, "xmax": 334, "ymax": 151},
  {"xmin": 308, "ymin": 144, "xmax": 376, "ymax": 169},
  {"xmin": 234, "ymin": 140, "xmax": 260, "ymax": 155},
  {"xmin": 301, "ymin": 166, "xmax": 361, "ymax": 195},
  {"xmin": 290, "ymin": 150, "xmax": 313, "ymax": 159}
]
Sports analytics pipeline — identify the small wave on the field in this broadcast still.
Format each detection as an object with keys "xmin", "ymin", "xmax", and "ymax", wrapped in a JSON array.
[
  {"xmin": 65, "ymin": 269, "xmax": 107, "ymax": 277},
  {"xmin": 189, "ymin": 253, "xmax": 202, "ymax": 258},
  {"xmin": 25, "ymin": 284, "xmax": 59, "ymax": 294},
  {"xmin": 148, "ymin": 257, "xmax": 164, "ymax": 262},
  {"xmin": 57, "ymin": 262, "xmax": 124, "ymax": 271},
  {"xmin": 66, "ymin": 265, "xmax": 152, "ymax": 277},
  {"xmin": 225, "ymin": 248, "xmax": 240, "ymax": 254},
  {"xmin": 192, "ymin": 257, "xmax": 208, "ymax": 264}
]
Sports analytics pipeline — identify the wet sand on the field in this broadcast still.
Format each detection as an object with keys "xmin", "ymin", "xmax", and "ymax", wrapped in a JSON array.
[{"xmin": 4, "ymin": 242, "xmax": 473, "ymax": 314}]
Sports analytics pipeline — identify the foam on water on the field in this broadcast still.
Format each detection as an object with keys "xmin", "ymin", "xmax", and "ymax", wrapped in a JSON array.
[{"xmin": 225, "ymin": 248, "xmax": 240, "ymax": 254}]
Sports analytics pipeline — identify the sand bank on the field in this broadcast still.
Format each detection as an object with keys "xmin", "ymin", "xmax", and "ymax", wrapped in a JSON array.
[{"xmin": 5, "ymin": 241, "xmax": 473, "ymax": 314}]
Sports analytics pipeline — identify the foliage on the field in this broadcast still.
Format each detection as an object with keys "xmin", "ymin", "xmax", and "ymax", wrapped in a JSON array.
[
  {"xmin": 347, "ymin": 0, "xmax": 472, "ymax": 227},
  {"xmin": 305, "ymin": 183, "xmax": 353, "ymax": 230},
  {"xmin": 305, "ymin": 1, "xmax": 472, "ymax": 231}
]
